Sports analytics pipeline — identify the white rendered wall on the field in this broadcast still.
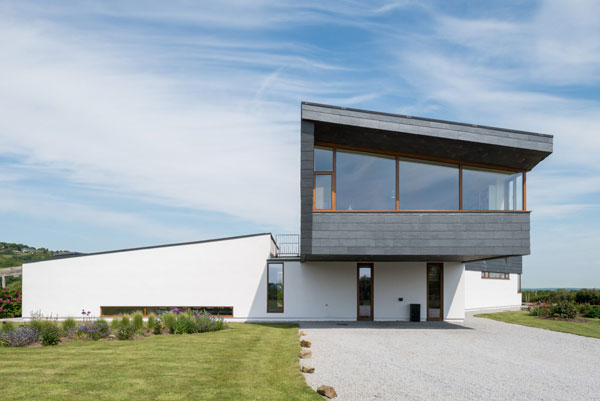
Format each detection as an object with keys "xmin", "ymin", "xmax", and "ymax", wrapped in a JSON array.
[
  {"xmin": 23, "ymin": 238, "xmax": 466, "ymax": 321},
  {"xmin": 266, "ymin": 261, "xmax": 465, "ymax": 322},
  {"xmin": 22, "ymin": 235, "xmax": 275, "ymax": 319},
  {"xmin": 464, "ymin": 270, "xmax": 521, "ymax": 311}
]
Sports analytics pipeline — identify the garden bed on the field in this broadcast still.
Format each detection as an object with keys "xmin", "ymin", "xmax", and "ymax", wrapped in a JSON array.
[{"xmin": 1, "ymin": 309, "xmax": 227, "ymax": 348}]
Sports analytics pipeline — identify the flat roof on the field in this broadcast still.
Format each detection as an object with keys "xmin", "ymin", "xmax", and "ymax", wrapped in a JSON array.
[
  {"xmin": 302, "ymin": 101, "xmax": 553, "ymax": 139},
  {"xmin": 301, "ymin": 102, "xmax": 553, "ymax": 170}
]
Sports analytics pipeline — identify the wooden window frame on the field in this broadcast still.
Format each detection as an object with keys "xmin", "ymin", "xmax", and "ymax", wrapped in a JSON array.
[
  {"xmin": 426, "ymin": 263, "xmax": 444, "ymax": 322},
  {"xmin": 357, "ymin": 263, "xmax": 374, "ymax": 321},
  {"xmin": 481, "ymin": 271, "xmax": 510, "ymax": 280},
  {"xmin": 100, "ymin": 306, "xmax": 234, "ymax": 318},
  {"xmin": 267, "ymin": 262, "xmax": 284, "ymax": 313},
  {"xmin": 312, "ymin": 142, "xmax": 528, "ymax": 213}
]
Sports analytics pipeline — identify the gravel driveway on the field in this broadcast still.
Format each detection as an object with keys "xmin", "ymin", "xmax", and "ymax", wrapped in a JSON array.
[{"xmin": 300, "ymin": 314, "xmax": 600, "ymax": 401}]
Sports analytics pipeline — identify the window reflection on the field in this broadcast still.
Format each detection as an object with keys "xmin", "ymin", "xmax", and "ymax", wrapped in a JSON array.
[
  {"xmin": 314, "ymin": 147, "xmax": 333, "ymax": 171},
  {"xmin": 315, "ymin": 175, "xmax": 332, "ymax": 209},
  {"xmin": 463, "ymin": 167, "xmax": 523, "ymax": 210},
  {"xmin": 336, "ymin": 150, "xmax": 395, "ymax": 210},
  {"xmin": 398, "ymin": 158, "xmax": 459, "ymax": 210}
]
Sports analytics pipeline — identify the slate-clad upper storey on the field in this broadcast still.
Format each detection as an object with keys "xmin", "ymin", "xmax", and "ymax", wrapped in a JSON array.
[
  {"xmin": 300, "ymin": 102, "xmax": 554, "ymax": 262},
  {"xmin": 302, "ymin": 102, "xmax": 553, "ymax": 171}
]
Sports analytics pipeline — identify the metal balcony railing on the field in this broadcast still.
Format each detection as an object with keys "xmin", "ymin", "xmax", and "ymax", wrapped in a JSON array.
[{"xmin": 274, "ymin": 234, "xmax": 300, "ymax": 257}]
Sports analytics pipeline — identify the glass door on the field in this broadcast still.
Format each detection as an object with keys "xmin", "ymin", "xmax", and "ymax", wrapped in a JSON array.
[
  {"xmin": 357, "ymin": 264, "xmax": 373, "ymax": 321},
  {"xmin": 427, "ymin": 263, "xmax": 443, "ymax": 321}
]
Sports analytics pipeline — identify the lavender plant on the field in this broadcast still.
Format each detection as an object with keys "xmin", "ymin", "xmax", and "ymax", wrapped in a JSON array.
[{"xmin": 0, "ymin": 327, "xmax": 38, "ymax": 347}]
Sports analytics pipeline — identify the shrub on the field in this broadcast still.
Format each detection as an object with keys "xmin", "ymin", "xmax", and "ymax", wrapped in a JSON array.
[
  {"xmin": 528, "ymin": 301, "xmax": 549, "ymax": 317},
  {"xmin": 41, "ymin": 324, "xmax": 62, "ymax": 346},
  {"xmin": 575, "ymin": 289, "xmax": 600, "ymax": 305},
  {"xmin": 110, "ymin": 318, "xmax": 121, "ymax": 332},
  {"xmin": 120, "ymin": 315, "xmax": 131, "ymax": 328},
  {"xmin": 62, "ymin": 317, "xmax": 77, "ymax": 332},
  {"xmin": 550, "ymin": 301, "xmax": 577, "ymax": 319},
  {"xmin": 173, "ymin": 314, "xmax": 196, "ymax": 334},
  {"xmin": 576, "ymin": 303, "xmax": 592, "ymax": 316},
  {"xmin": 153, "ymin": 318, "xmax": 164, "ymax": 335},
  {"xmin": 0, "ymin": 287, "xmax": 22, "ymax": 318},
  {"xmin": 0, "ymin": 327, "xmax": 38, "ymax": 347},
  {"xmin": 162, "ymin": 312, "xmax": 176, "ymax": 334},
  {"xmin": 585, "ymin": 306, "xmax": 600, "ymax": 319},
  {"xmin": 132, "ymin": 311, "xmax": 144, "ymax": 331},
  {"xmin": 117, "ymin": 325, "xmax": 136, "ymax": 340},
  {"xmin": 77, "ymin": 320, "xmax": 110, "ymax": 341},
  {"xmin": 147, "ymin": 313, "xmax": 156, "ymax": 331}
]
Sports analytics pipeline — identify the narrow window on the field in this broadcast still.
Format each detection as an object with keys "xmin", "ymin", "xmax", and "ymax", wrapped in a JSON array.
[
  {"xmin": 517, "ymin": 274, "xmax": 522, "ymax": 293},
  {"xmin": 267, "ymin": 263, "xmax": 284, "ymax": 313},
  {"xmin": 315, "ymin": 175, "xmax": 332, "ymax": 209}
]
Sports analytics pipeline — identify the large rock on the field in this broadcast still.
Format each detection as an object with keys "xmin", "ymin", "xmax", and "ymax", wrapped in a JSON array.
[
  {"xmin": 299, "ymin": 329, "xmax": 308, "ymax": 336},
  {"xmin": 300, "ymin": 339, "xmax": 312, "ymax": 348},
  {"xmin": 300, "ymin": 364, "xmax": 315, "ymax": 373},
  {"xmin": 299, "ymin": 348, "xmax": 312, "ymax": 359},
  {"xmin": 317, "ymin": 385, "xmax": 337, "ymax": 399}
]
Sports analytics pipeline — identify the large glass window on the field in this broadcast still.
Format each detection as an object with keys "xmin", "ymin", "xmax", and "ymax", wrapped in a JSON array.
[
  {"xmin": 463, "ymin": 167, "xmax": 523, "ymax": 210},
  {"xmin": 398, "ymin": 158, "xmax": 459, "ymax": 210},
  {"xmin": 267, "ymin": 263, "xmax": 284, "ymax": 313},
  {"xmin": 336, "ymin": 150, "xmax": 396, "ymax": 210},
  {"xmin": 315, "ymin": 175, "xmax": 332, "ymax": 209},
  {"xmin": 314, "ymin": 147, "xmax": 333, "ymax": 171}
]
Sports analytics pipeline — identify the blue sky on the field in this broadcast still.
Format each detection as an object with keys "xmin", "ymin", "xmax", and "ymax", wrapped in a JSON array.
[{"xmin": 0, "ymin": 1, "xmax": 599, "ymax": 287}]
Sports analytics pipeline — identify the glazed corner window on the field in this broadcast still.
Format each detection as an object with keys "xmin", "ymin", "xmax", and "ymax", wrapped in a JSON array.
[
  {"xmin": 481, "ymin": 272, "xmax": 510, "ymax": 279},
  {"xmin": 463, "ymin": 167, "xmax": 523, "ymax": 211},
  {"xmin": 267, "ymin": 263, "xmax": 284, "ymax": 313}
]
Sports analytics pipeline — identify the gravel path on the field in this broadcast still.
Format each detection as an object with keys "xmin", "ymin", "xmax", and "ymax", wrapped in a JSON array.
[{"xmin": 300, "ymin": 315, "xmax": 600, "ymax": 401}]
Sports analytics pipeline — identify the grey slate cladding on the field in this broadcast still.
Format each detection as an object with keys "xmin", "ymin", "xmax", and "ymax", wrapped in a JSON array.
[
  {"xmin": 465, "ymin": 256, "xmax": 523, "ymax": 274},
  {"xmin": 309, "ymin": 212, "xmax": 530, "ymax": 262},
  {"xmin": 299, "ymin": 101, "xmax": 552, "ymax": 262}
]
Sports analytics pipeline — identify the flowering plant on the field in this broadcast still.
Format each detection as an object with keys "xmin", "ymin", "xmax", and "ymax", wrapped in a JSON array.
[
  {"xmin": 0, "ymin": 287, "xmax": 22, "ymax": 318},
  {"xmin": 0, "ymin": 327, "xmax": 38, "ymax": 347}
]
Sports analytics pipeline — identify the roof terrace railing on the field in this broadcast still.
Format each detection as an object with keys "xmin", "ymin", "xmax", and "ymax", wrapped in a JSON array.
[{"xmin": 274, "ymin": 234, "xmax": 300, "ymax": 257}]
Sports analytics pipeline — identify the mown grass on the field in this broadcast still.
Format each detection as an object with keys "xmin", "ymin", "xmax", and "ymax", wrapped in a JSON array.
[
  {"xmin": 476, "ymin": 310, "xmax": 600, "ymax": 339},
  {"xmin": 0, "ymin": 323, "xmax": 321, "ymax": 401}
]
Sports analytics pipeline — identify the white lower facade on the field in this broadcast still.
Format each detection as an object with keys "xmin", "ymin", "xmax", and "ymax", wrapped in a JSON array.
[{"xmin": 22, "ymin": 234, "xmax": 520, "ymax": 322}]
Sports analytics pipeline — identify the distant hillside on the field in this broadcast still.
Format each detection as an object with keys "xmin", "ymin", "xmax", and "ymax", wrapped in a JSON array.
[{"xmin": 0, "ymin": 242, "xmax": 71, "ymax": 268}]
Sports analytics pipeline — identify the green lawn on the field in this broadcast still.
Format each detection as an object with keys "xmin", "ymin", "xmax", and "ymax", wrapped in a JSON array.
[
  {"xmin": 0, "ymin": 323, "xmax": 322, "ymax": 401},
  {"xmin": 476, "ymin": 310, "xmax": 600, "ymax": 339}
]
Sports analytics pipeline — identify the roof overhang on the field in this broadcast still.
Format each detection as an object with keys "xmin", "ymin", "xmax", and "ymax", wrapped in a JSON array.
[{"xmin": 302, "ymin": 102, "xmax": 553, "ymax": 171}]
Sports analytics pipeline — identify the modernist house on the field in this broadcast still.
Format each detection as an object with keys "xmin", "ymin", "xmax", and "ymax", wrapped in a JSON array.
[{"xmin": 23, "ymin": 102, "xmax": 553, "ymax": 322}]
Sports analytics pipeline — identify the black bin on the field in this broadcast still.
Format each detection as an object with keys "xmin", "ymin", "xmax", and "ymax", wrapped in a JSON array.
[{"xmin": 410, "ymin": 304, "xmax": 420, "ymax": 322}]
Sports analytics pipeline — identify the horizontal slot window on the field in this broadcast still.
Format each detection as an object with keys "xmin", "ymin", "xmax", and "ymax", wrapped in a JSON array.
[
  {"xmin": 100, "ymin": 306, "xmax": 233, "ymax": 317},
  {"xmin": 481, "ymin": 272, "xmax": 510, "ymax": 279}
]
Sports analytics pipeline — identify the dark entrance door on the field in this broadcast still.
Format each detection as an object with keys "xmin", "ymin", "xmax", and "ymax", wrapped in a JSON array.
[
  {"xmin": 427, "ymin": 263, "xmax": 444, "ymax": 321},
  {"xmin": 357, "ymin": 263, "xmax": 373, "ymax": 321}
]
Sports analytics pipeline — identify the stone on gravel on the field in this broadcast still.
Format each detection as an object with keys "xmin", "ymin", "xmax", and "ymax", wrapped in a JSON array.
[
  {"xmin": 300, "ymin": 339, "xmax": 312, "ymax": 348},
  {"xmin": 317, "ymin": 385, "xmax": 337, "ymax": 399},
  {"xmin": 299, "ymin": 329, "xmax": 308, "ymax": 336},
  {"xmin": 301, "ymin": 364, "xmax": 315, "ymax": 373},
  {"xmin": 299, "ymin": 348, "xmax": 312, "ymax": 358}
]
